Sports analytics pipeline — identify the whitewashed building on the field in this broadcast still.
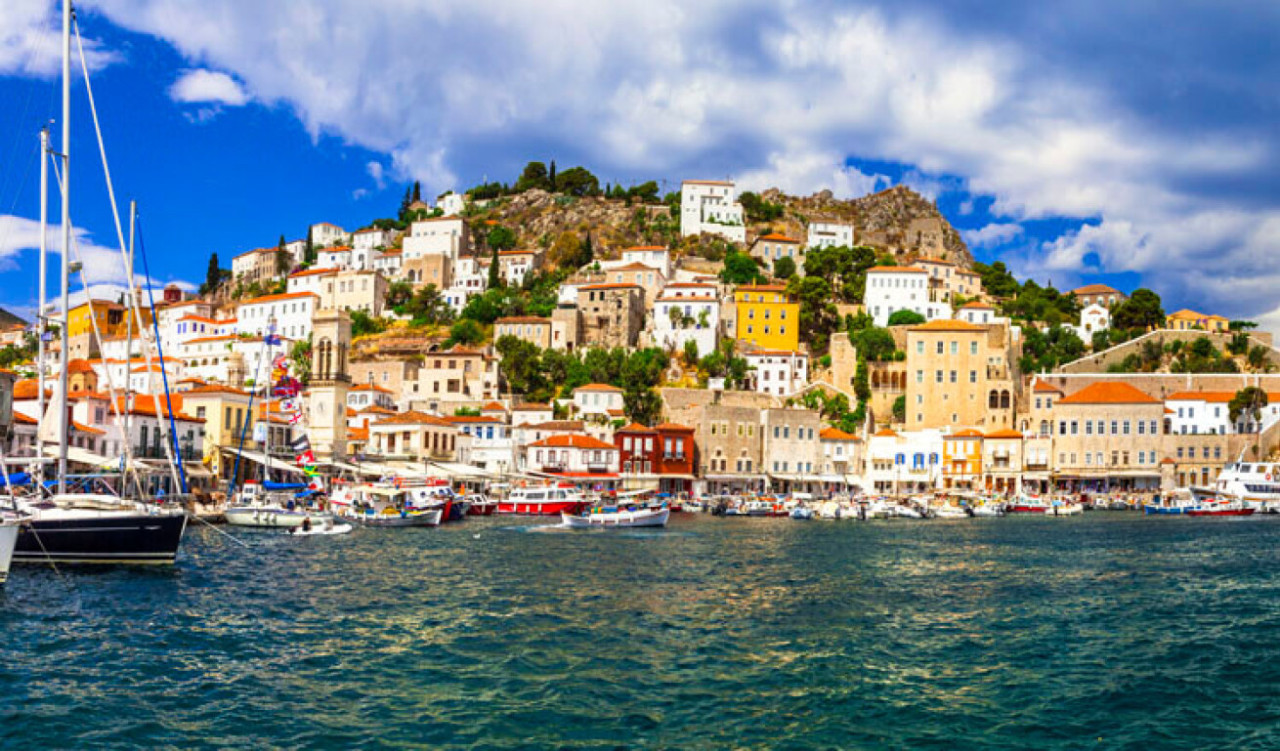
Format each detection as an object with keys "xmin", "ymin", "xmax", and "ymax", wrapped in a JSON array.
[
  {"xmin": 956, "ymin": 301, "xmax": 998, "ymax": 325},
  {"xmin": 744, "ymin": 350, "xmax": 808, "ymax": 396},
  {"xmin": 865, "ymin": 266, "xmax": 952, "ymax": 327},
  {"xmin": 1164, "ymin": 391, "xmax": 1280, "ymax": 435},
  {"xmin": 403, "ymin": 217, "xmax": 470, "ymax": 260},
  {"xmin": 318, "ymin": 246, "xmax": 353, "ymax": 269},
  {"xmin": 866, "ymin": 428, "xmax": 944, "ymax": 494},
  {"xmin": 572, "ymin": 383, "xmax": 625, "ymax": 420},
  {"xmin": 236, "ymin": 292, "xmax": 317, "ymax": 340},
  {"xmin": 437, "ymin": 192, "xmax": 467, "ymax": 217},
  {"xmin": 680, "ymin": 180, "xmax": 746, "ymax": 243},
  {"xmin": 652, "ymin": 283, "xmax": 719, "ymax": 358},
  {"xmin": 444, "ymin": 257, "xmax": 488, "ymax": 313},
  {"xmin": 1073, "ymin": 303, "xmax": 1111, "ymax": 340},
  {"xmin": 807, "ymin": 220, "xmax": 854, "ymax": 250},
  {"xmin": 310, "ymin": 222, "xmax": 349, "ymax": 248},
  {"xmin": 447, "ymin": 415, "xmax": 514, "ymax": 474}
]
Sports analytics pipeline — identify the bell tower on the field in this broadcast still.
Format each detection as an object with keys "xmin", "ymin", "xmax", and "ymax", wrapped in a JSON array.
[{"xmin": 308, "ymin": 310, "xmax": 351, "ymax": 461}]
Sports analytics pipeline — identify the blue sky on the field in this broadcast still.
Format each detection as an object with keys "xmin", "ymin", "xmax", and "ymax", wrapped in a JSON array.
[{"xmin": 0, "ymin": 0, "xmax": 1277, "ymax": 330}]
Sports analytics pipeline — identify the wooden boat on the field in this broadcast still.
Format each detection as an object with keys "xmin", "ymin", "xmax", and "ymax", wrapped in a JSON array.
[{"xmin": 561, "ymin": 505, "xmax": 670, "ymax": 528}]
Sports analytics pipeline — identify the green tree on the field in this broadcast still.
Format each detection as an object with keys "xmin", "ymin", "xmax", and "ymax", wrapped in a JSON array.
[
  {"xmin": 304, "ymin": 227, "xmax": 316, "ymax": 265},
  {"xmin": 1248, "ymin": 345, "xmax": 1271, "ymax": 371},
  {"xmin": 682, "ymin": 339, "xmax": 699, "ymax": 366},
  {"xmin": 275, "ymin": 235, "xmax": 291, "ymax": 275},
  {"xmin": 854, "ymin": 358, "xmax": 870, "ymax": 402},
  {"xmin": 412, "ymin": 180, "xmax": 422, "ymax": 203},
  {"xmin": 548, "ymin": 160, "xmax": 557, "ymax": 191},
  {"xmin": 720, "ymin": 251, "xmax": 764, "ymax": 285},
  {"xmin": 1228, "ymin": 331, "xmax": 1251, "ymax": 356},
  {"xmin": 290, "ymin": 338, "xmax": 312, "ymax": 385},
  {"xmin": 1189, "ymin": 336, "xmax": 1215, "ymax": 359},
  {"xmin": 789, "ymin": 275, "xmax": 839, "ymax": 353},
  {"xmin": 488, "ymin": 246, "xmax": 502, "ymax": 289},
  {"xmin": 447, "ymin": 319, "xmax": 484, "ymax": 347},
  {"xmin": 772, "ymin": 256, "xmax": 796, "ymax": 280},
  {"xmin": 203, "ymin": 252, "xmax": 221, "ymax": 294},
  {"xmin": 350, "ymin": 310, "xmax": 387, "ymax": 337},
  {"xmin": 892, "ymin": 395, "xmax": 906, "ymax": 423},
  {"xmin": 739, "ymin": 191, "xmax": 784, "ymax": 222},
  {"xmin": 555, "ymin": 166, "xmax": 600, "ymax": 197},
  {"xmin": 887, "ymin": 310, "xmax": 926, "ymax": 326},
  {"xmin": 514, "ymin": 161, "xmax": 550, "ymax": 192},
  {"xmin": 487, "ymin": 225, "xmax": 517, "ymax": 252},
  {"xmin": 1092, "ymin": 330, "xmax": 1111, "ymax": 352},
  {"xmin": 401, "ymin": 284, "xmax": 453, "ymax": 325},
  {"xmin": 1228, "ymin": 386, "xmax": 1269, "ymax": 427},
  {"xmin": 398, "ymin": 186, "xmax": 412, "ymax": 221},
  {"xmin": 803, "ymin": 244, "xmax": 878, "ymax": 302},
  {"xmin": 624, "ymin": 389, "xmax": 663, "ymax": 425},
  {"xmin": 852, "ymin": 326, "xmax": 896, "ymax": 362},
  {"xmin": 1112, "ymin": 288, "xmax": 1164, "ymax": 330},
  {"xmin": 971, "ymin": 261, "xmax": 1020, "ymax": 298},
  {"xmin": 386, "ymin": 280, "xmax": 415, "ymax": 309}
]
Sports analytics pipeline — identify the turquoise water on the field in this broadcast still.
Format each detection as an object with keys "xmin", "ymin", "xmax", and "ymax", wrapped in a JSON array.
[{"xmin": 2, "ymin": 514, "xmax": 1279, "ymax": 749}]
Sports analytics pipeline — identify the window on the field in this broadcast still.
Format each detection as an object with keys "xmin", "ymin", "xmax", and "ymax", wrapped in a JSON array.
[
  {"xmin": 936, "ymin": 342, "xmax": 944, "ymax": 354},
  {"xmin": 1085, "ymin": 420, "xmax": 1093, "ymax": 436},
  {"xmin": 949, "ymin": 370, "xmax": 957, "ymax": 383},
  {"xmin": 1070, "ymin": 421, "xmax": 1078, "ymax": 435},
  {"xmin": 917, "ymin": 342, "xmax": 924, "ymax": 354},
  {"xmin": 970, "ymin": 342, "xmax": 978, "ymax": 355},
  {"xmin": 969, "ymin": 370, "xmax": 977, "ymax": 383},
  {"xmin": 916, "ymin": 370, "xmax": 924, "ymax": 383},
  {"xmin": 936, "ymin": 370, "xmax": 943, "ymax": 384}
]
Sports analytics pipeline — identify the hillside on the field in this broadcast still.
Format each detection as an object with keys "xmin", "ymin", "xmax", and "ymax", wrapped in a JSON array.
[
  {"xmin": 0, "ymin": 307, "xmax": 27, "ymax": 329},
  {"xmin": 466, "ymin": 184, "xmax": 973, "ymax": 267}
]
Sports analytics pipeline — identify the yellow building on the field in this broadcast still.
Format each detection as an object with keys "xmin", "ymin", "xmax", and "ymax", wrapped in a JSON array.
[
  {"xmin": 942, "ymin": 429, "xmax": 983, "ymax": 488},
  {"xmin": 67, "ymin": 299, "xmax": 152, "ymax": 339},
  {"xmin": 734, "ymin": 284, "xmax": 800, "ymax": 352},
  {"xmin": 1165, "ymin": 309, "xmax": 1228, "ymax": 333}
]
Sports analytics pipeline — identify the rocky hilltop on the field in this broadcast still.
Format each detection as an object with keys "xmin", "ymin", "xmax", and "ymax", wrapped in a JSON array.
[
  {"xmin": 467, "ymin": 184, "xmax": 972, "ymax": 267},
  {"xmin": 759, "ymin": 185, "xmax": 973, "ymax": 266}
]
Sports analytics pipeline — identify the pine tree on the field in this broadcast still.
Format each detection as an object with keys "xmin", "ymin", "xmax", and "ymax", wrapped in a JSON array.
[
  {"xmin": 398, "ymin": 186, "xmax": 412, "ymax": 221},
  {"xmin": 549, "ymin": 160, "xmax": 557, "ymax": 191},
  {"xmin": 488, "ymin": 246, "xmax": 501, "ymax": 289},
  {"xmin": 204, "ymin": 252, "xmax": 220, "ymax": 293},
  {"xmin": 304, "ymin": 227, "xmax": 316, "ymax": 265},
  {"xmin": 412, "ymin": 180, "xmax": 422, "ymax": 203}
]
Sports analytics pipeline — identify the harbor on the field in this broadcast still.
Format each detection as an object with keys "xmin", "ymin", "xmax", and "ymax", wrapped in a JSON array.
[{"xmin": 3, "ymin": 512, "xmax": 1278, "ymax": 749}]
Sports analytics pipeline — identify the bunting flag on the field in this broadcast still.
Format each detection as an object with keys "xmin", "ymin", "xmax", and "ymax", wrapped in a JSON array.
[
  {"xmin": 290, "ymin": 434, "xmax": 312, "ymax": 454},
  {"xmin": 295, "ymin": 450, "xmax": 315, "ymax": 466},
  {"xmin": 264, "ymin": 334, "xmax": 283, "ymax": 347},
  {"xmin": 288, "ymin": 411, "xmax": 305, "ymax": 425}
]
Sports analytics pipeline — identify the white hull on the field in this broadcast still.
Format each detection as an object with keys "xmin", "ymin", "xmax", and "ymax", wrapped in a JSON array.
[
  {"xmin": 286, "ymin": 522, "xmax": 353, "ymax": 536},
  {"xmin": 0, "ymin": 523, "xmax": 17, "ymax": 585},
  {"xmin": 561, "ymin": 507, "xmax": 669, "ymax": 528},
  {"xmin": 970, "ymin": 505, "xmax": 1005, "ymax": 517},
  {"xmin": 1047, "ymin": 503, "xmax": 1084, "ymax": 516},
  {"xmin": 225, "ymin": 507, "xmax": 332, "ymax": 528},
  {"xmin": 931, "ymin": 506, "xmax": 970, "ymax": 519}
]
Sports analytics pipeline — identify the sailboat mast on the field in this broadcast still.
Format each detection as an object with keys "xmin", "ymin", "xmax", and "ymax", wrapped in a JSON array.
[
  {"xmin": 37, "ymin": 127, "xmax": 49, "ymax": 482},
  {"xmin": 126, "ymin": 201, "xmax": 135, "ymax": 485},
  {"xmin": 57, "ymin": 0, "xmax": 72, "ymax": 493}
]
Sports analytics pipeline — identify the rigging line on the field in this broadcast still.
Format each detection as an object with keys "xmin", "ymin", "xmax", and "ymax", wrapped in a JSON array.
[
  {"xmin": 48, "ymin": 153, "xmax": 143, "ymax": 496},
  {"xmin": 72, "ymin": 15, "xmax": 184, "ymax": 499},
  {"xmin": 189, "ymin": 512, "xmax": 251, "ymax": 549},
  {"xmin": 135, "ymin": 215, "xmax": 188, "ymax": 495},
  {"xmin": 0, "ymin": 442, "xmax": 71, "ymax": 588}
]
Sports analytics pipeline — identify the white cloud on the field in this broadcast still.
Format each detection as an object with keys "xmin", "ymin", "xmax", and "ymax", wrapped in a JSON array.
[
  {"xmin": 365, "ymin": 161, "xmax": 386, "ymax": 190},
  {"xmin": 0, "ymin": 0, "xmax": 117, "ymax": 76},
  {"xmin": 0, "ymin": 214, "xmax": 191, "ymax": 300},
  {"xmin": 73, "ymin": 0, "xmax": 1280, "ymax": 321},
  {"xmin": 963, "ymin": 223, "xmax": 1024, "ymax": 249},
  {"xmin": 169, "ymin": 68, "xmax": 248, "ymax": 106}
]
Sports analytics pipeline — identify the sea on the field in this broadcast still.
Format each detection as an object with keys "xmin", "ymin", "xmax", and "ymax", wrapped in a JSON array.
[{"xmin": 2, "ymin": 513, "xmax": 1278, "ymax": 750}]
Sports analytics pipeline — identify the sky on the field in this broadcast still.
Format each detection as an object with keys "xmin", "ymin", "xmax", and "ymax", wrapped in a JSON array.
[{"xmin": 0, "ymin": 0, "xmax": 1277, "ymax": 331}]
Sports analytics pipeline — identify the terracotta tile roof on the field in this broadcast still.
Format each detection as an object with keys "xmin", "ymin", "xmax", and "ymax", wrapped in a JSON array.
[
  {"xmin": 580, "ymin": 283, "xmax": 642, "ymax": 291},
  {"xmin": 239, "ymin": 292, "xmax": 318, "ymax": 305},
  {"xmin": 498, "ymin": 249, "xmax": 537, "ymax": 256},
  {"xmin": 351, "ymin": 383, "xmax": 393, "ymax": 393},
  {"xmin": 518, "ymin": 420, "xmax": 584, "ymax": 431},
  {"xmin": 916, "ymin": 257, "xmax": 955, "ymax": 266},
  {"xmin": 755, "ymin": 233, "xmax": 800, "ymax": 243},
  {"xmin": 1058, "ymin": 382, "xmax": 1159, "ymax": 405},
  {"xmin": 1166, "ymin": 391, "xmax": 1280, "ymax": 403},
  {"xmin": 481, "ymin": 401, "xmax": 507, "ymax": 411},
  {"xmin": 514, "ymin": 402, "xmax": 551, "ymax": 410},
  {"xmin": 653, "ymin": 422, "xmax": 695, "ymax": 432},
  {"xmin": 348, "ymin": 426, "xmax": 369, "ymax": 441},
  {"xmin": 496, "ymin": 316, "xmax": 551, "ymax": 324},
  {"xmin": 67, "ymin": 359, "xmax": 94, "ymax": 374},
  {"xmin": 1032, "ymin": 380, "xmax": 1064, "ymax": 393},
  {"xmin": 735, "ymin": 283, "xmax": 788, "ymax": 292},
  {"xmin": 616, "ymin": 422, "xmax": 655, "ymax": 433},
  {"xmin": 445, "ymin": 415, "xmax": 502, "ymax": 424},
  {"xmin": 359, "ymin": 405, "xmax": 397, "ymax": 415},
  {"xmin": 873, "ymin": 428, "xmax": 899, "ymax": 438},
  {"xmin": 867, "ymin": 266, "xmax": 926, "ymax": 274},
  {"xmin": 1071, "ymin": 284, "xmax": 1121, "ymax": 296},
  {"xmin": 72, "ymin": 420, "xmax": 104, "ymax": 435},
  {"xmin": 606, "ymin": 408, "xmax": 626, "ymax": 417},
  {"xmin": 177, "ymin": 314, "xmax": 223, "ymax": 323},
  {"xmin": 288, "ymin": 267, "xmax": 340, "ymax": 278},
  {"xmin": 819, "ymin": 427, "xmax": 859, "ymax": 441},
  {"xmin": 528, "ymin": 434, "xmax": 616, "ymax": 450},
  {"xmin": 610, "ymin": 262, "xmax": 665, "ymax": 273},
  {"xmin": 743, "ymin": 350, "xmax": 804, "ymax": 358},
  {"xmin": 682, "ymin": 179, "xmax": 733, "ymax": 186},
  {"xmin": 909, "ymin": 319, "xmax": 986, "ymax": 332},
  {"xmin": 185, "ymin": 384, "xmax": 250, "ymax": 397},
  {"xmin": 959, "ymin": 301, "xmax": 994, "ymax": 309},
  {"xmin": 575, "ymin": 383, "xmax": 623, "ymax": 393},
  {"xmin": 984, "ymin": 429, "xmax": 1025, "ymax": 439},
  {"xmin": 624, "ymin": 245, "xmax": 668, "ymax": 251},
  {"xmin": 947, "ymin": 429, "xmax": 984, "ymax": 438},
  {"xmin": 373, "ymin": 410, "xmax": 454, "ymax": 427}
]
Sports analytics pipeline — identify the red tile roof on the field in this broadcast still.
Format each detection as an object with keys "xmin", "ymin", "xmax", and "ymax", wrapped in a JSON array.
[
  {"xmin": 1058, "ymin": 382, "xmax": 1159, "ymax": 405},
  {"xmin": 819, "ymin": 427, "xmax": 859, "ymax": 441},
  {"xmin": 528, "ymin": 434, "xmax": 616, "ymax": 450},
  {"xmin": 575, "ymin": 383, "xmax": 623, "ymax": 393}
]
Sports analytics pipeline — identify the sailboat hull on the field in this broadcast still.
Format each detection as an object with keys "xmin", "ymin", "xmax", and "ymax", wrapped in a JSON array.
[
  {"xmin": 13, "ymin": 511, "xmax": 188, "ymax": 565},
  {"xmin": 0, "ymin": 524, "xmax": 17, "ymax": 584}
]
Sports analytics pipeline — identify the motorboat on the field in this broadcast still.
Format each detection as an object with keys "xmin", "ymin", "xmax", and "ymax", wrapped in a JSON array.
[
  {"xmin": 226, "ymin": 481, "xmax": 332, "ymax": 529},
  {"xmin": 561, "ymin": 504, "xmax": 670, "ymax": 528},
  {"xmin": 497, "ymin": 483, "xmax": 590, "ymax": 515},
  {"xmin": 332, "ymin": 486, "xmax": 444, "ymax": 527},
  {"xmin": 286, "ymin": 519, "xmax": 354, "ymax": 536},
  {"xmin": 466, "ymin": 494, "xmax": 498, "ymax": 516},
  {"xmin": 1210, "ymin": 461, "xmax": 1280, "ymax": 513},
  {"xmin": 970, "ymin": 502, "xmax": 1005, "ymax": 517},
  {"xmin": 1143, "ymin": 489, "xmax": 1199, "ymax": 515},
  {"xmin": 1185, "ymin": 497, "xmax": 1255, "ymax": 517},
  {"xmin": 1046, "ymin": 500, "xmax": 1084, "ymax": 516},
  {"xmin": 1005, "ymin": 494, "xmax": 1050, "ymax": 514},
  {"xmin": 931, "ymin": 504, "xmax": 970, "ymax": 519},
  {"xmin": 790, "ymin": 505, "xmax": 815, "ymax": 520}
]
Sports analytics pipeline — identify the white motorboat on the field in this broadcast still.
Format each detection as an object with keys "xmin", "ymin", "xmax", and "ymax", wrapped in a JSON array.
[
  {"xmin": 286, "ymin": 520, "xmax": 353, "ymax": 536},
  {"xmin": 0, "ymin": 518, "xmax": 18, "ymax": 585},
  {"xmin": 790, "ymin": 506, "xmax": 815, "ymax": 520},
  {"xmin": 1211, "ymin": 460, "xmax": 1280, "ymax": 512},
  {"xmin": 817, "ymin": 500, "xmax": 845, "ymax": 520},
  {"xmin": 561, "ymin": 505, "xmax": 670, "ymax": 528},
  {"xmin": 891, "ymin": 504, "xmax": 925, "ymax": 519},
  {"xmin": 931, "ymin": 504, "xmax": 970, "ymax": 519},
  {"xmin": 970, "ymin": 503, "xmax": 1005, "ymax": 517},
  {"xmin": 1046, "ymin": 501, "xmax": 1084, "ymax": 516}
]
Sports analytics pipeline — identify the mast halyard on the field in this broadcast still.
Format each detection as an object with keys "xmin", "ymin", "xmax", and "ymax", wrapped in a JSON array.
[{"xmin": 56, "ymin": 0, "xmax": 72, "ymax": 494}]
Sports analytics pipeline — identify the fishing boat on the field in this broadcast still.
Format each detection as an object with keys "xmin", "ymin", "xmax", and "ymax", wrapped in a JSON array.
[
  {"xmin": 1184, "ymin": 498, "xmax": 1255, "ymax": 517},
  {"xmin": 332, "ymin": 486, "xmax": 443, "ymax": 527},
  {"xmin": 790, "ymin": 505, "xmax": 815, "ymax": 520},
  {"xmin": 1143, "ymin": 489, "xmax": 1198, "ymax": 515},
  {"xmin": 226, "ymin": 482, "xmax": 332, "ymax": 529},
  {"xmin": 1005, "ymin": 494, "xmax": 1050, "ymax": 514},
  {"xmin": 1046, "ymin": 500, "xmax": 1084, "ymax": 516},
  {"xmin": 561, "ymin": 504, "xmax": 670, "ymax": 528},
  {"xmin": 971, "ymin": 502, "xmax": 1005, "ymax": 517},
  {"xmin": 497, "ymin": 483, "xmax": 589, "ymax": 515},
  {"xmin": 466, "ymin": 494, "xmax": 497, "ymax": 516}
]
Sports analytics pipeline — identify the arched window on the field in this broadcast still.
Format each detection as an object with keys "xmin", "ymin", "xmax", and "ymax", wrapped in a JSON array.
[
  {"xmin": 988, "ymin": 390, "xmax": 999, "ymax": 409},
  {"xmin": 1000, "ymin": 390, "xmax": 1011, "ymax": 409}
]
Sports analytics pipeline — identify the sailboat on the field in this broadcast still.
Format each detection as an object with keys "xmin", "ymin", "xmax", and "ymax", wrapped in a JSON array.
[
  {"xmin": 0, "ymin": 514, "xmax": 17, "ymax": 584},
  {"xmin": 7, "ymin": 0, "xmax": 187, "ymax": 565}
]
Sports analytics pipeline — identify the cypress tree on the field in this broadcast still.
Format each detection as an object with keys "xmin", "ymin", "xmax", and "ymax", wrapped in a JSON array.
[
  {"xmin": 488, "ymin": 246, "xmax": 501, "ymax": 289},
  {"xmin": 549, "ymin": 160, "xmax": 557, "ymax": 191},
  {"xmin": 412, "ymin": 180, "xmax": 422, "ymax": 203}
]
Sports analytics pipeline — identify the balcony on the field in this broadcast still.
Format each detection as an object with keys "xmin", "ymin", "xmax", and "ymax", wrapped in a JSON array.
[
  {"xmin": 134, "ymin": 444, "xmax": 200, "ymax": 462},
  {"xmin": 586, "ymin": 462, "xmax": 613, "ymax": 473},
  {"xmin": 540, "ymin": 462, "xmax": 567, "ymax": 473}
]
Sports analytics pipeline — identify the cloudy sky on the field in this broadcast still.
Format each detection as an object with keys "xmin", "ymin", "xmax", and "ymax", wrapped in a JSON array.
[{"xmin": 0, "ymin": 0, "xmax": 1277, "ymax": 329}]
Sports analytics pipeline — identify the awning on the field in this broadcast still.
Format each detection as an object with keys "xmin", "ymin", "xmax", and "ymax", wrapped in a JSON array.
[
  {"xmin": 42, "ymin": 444, "xmax": 116, "ymax": 470},
  {"xmin": 326, "ymin": 460, "xmax": 386, "ymax": 477},
  {"xmin": 222, "ymin": 447, "xmax": 305, "ymax": 475},
  {"xmin": 427, "ymin": 461, "xmax": 494, "ymax": 479}
]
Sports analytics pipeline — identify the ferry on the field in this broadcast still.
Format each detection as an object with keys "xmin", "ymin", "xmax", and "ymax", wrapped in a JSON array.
[
  {"xmin": 497, "ymin": 483, "xmax": 590, "ymax": 515},
  {"xmin": 1211, "ymin": 461, "xmax": 1280, "ymax": 513}
]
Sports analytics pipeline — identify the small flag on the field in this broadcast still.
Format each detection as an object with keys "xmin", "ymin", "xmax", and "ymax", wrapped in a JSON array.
[
  {"xmin": 296, "ymin": 450, "xmax": 315, "ymax": 466},
  {"xmin": 264, "ymin": 334, "xmax": 283, "ymax": 347},
  {"xmin": 290, "ymin": 434, "xmax": 311, "ymax": 454}
]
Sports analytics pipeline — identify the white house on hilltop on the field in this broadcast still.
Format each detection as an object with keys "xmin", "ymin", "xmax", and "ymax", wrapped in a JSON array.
[
  {"xmin": 865, "ymin": 266, "xmax": 952, "ymax": 327},
  {"xmin": 652, "ymin": 283, "xmax": 719, "ymax": 358},
  {"xmin": 807, "ymin": 220, "xmax": 854, "ymax": 250},
  {"xmin": 681, "ymin": 180, "xmax": 746, "ymax": 243},
  {"xmin": 310, "ymin": 222, "xmax": 349, "ymax": 249}
]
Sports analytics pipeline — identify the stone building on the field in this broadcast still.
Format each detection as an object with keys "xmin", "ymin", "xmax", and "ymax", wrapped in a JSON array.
[
  {"xmin": 578, "ymin": 283, "xmax": 644, "ymax": 348},
  {"xmin": 494, "ymin": 316, "xmax": 553, "ymax": 350},
  {"xmin": 696, "ymin": 403, "xmax": 764, "ymax": 495},
  {"xmin": 1049, "ymin": 381, "xmax": 1164, "ymax": 492},
  {"xmin": 905, "ymin": 319, "xmax": 1009, "ymax": 430},
  {"xmin": 763, "ymin": 407, "xmax": 823, "ymax": 490}
]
